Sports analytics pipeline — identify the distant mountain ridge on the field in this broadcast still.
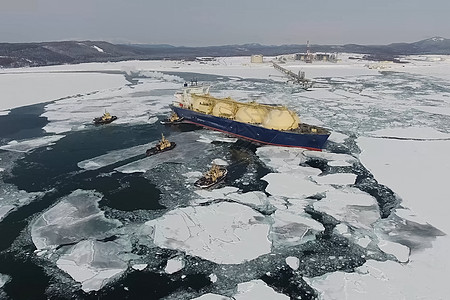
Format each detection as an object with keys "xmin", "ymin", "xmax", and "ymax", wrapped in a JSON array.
[{"xmin": 0, "ymin": 37, "xmax": 449, "ymax": 68}]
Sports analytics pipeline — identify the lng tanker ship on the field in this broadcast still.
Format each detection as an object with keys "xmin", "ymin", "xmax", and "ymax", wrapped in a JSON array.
[{"xmin": 170, "ymin": 85, "xmax": 330, "ymax": 151}]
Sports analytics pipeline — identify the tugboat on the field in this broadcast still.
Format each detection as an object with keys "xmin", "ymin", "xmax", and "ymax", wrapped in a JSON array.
[
  {"xmin": 93, "ymin": 111, "xmax": 117, "ymax": 125},
  {"xmin": 145, "ymin": 133, "xmax": 176, "ymax": 156},
  {"xmin": 194, "ymin": 164, "xmax": 228, "ymax": 188},
  {"xmin": 160, "ymin": 112, "xmax": 184, "ymax": 125}
]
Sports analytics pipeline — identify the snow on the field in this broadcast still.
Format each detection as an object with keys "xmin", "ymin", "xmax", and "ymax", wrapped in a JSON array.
[
  {"xmin": 92, "ymin": 45, "xmax": 104, "ymax": 53},
  {"xmin": 145, "ymin": 202, "xmax": 271, "ymax": 264}
]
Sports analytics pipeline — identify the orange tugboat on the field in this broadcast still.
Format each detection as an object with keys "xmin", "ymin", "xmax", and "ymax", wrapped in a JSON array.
[
  {"xmin": 145, "ymin": 133, "xmax": 176, "ymax": 156},
  {"xmin": 194, "ymin": 164, "xmax": 228, "ymax": 188},
  {"xmin": 160, "ymin": 112, "xmax": 184, "ymax": 125},
  {"xmin": 93, "ymin": 111, "xmax": 117, "ymax": 125}
]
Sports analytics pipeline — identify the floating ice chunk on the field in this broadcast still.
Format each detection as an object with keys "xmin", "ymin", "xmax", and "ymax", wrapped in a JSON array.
[
  {"xmin": 0, "ymin": 135, "xmax": 65, "ymax": 153},
  {"xmin": 263, "ymin": 173, "xmax": 328, "ymax": 198},
  {"xmin": 334, "ymin": 223, "xmax": 349, "ymax": 235},
  {"xmin": 313, "ymin": 187, "xmax": 379, "ymax": 230},
  {"xmin": 286, "ymin": 256, "xmax": 300, "ymax": 270},
  {"xmin": 271, "ymin": 209, "xmax": 324, "ymax": 246},
  {"xmin": 0, "ymin": 205, "xmax": 15, "ymax": 222},
  {"xmin": 0, "ymin": 184, "xmax": 43, "ymax": 222},
  {"xmin": 164, "ymin": 256, "xmax": 185, "ymax": 274},
  {"xmin": 377, "ymin": 240, "xmax": 410, "ymax": 263},
  {"xmin": 131, "ymin": 264, "xmax": 147, "ymax": 271},
  {"xmin": 191, "ymin": 293, "xmax": 230, "ymax": 300},
  {"xmin": 211, "ymin": 158, "xmax": 228, "ymax": 166},
  {"xmin": 233, "ymin": 279, "xmax": 289, "ymax": 300},
  {"xmin": 312, "ymin": 173, "xmax": 357, "ymax": 185},
  {"xmin": 78, "ymin": 143, "xmax": 152, "ymax": 170},
  {"xmin": 56, "ymin": 239, "xmax": 128, "ymax": 292},
  {"xmin": 0, "ymin": 273, "xmax": 10, "ymax": 288},
  {"xmin": 256, "ymin": 146, "xmax": 306, "ymax": 172},
  {"xmin": 197, "ymin": 131, "xmax": 238, "ymax": 144},
  {"xmin": 145, "ymin": 202, "xmax": 271, "ymax": 264},
  {"xmin": 209, "ymin": 273, "xmax": 218, "ymax": 283},
  {"xmin": 193, "ymin": 187, "xmax": 240, "ymax": 203},
  {"xmin": 357, "ymin": 236, "xmax": 372, "ymax": 248},
  {"xmin": 328, "ymin": 131, "xmax": 349, "ymax": 144},
  {"xmin": 31, "ymin": 189, "xmax": 121, "ymax": 250}
]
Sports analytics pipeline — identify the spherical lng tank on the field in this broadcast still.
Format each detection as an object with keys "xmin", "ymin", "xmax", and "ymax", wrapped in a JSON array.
[
  {"xmin": 192, "ymin": 95, "xmax": 214, "ymax": 114},
  {"xmin": 235, "ymin": 104, "xmax": 268, "ymax": 124},
  {"xmin": 212, "ymin": 99, "xmax": 237, "ymax": 118},
  {"xmin": 262, "ymin": 108, "xmax": 299, "ymax": 130}
]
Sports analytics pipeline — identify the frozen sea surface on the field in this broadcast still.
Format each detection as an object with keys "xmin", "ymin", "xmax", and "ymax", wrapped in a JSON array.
[{"xmin": 0, "ymin": 55, "xmax": 449, "ymax": 299}]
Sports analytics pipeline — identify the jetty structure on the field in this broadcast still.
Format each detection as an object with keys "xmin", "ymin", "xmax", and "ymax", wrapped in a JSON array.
[{"xmin": 272, "ymin": 62, "xmax": 313, "ymax": 90}]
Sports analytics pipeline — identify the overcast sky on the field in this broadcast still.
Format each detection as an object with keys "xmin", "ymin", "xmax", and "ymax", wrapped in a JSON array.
[{"xmin": 1, "ymin": 0, "xmax": 449, "ymax": 46}]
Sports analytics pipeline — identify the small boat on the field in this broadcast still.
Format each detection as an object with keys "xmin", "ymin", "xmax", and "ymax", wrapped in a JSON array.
[
  {"xmin": 194, "ymin": 164, "xmax": 228, "ymax": 188},
  {"xmin": 93, "ymin": 111, "xmax": 117, "ymax": 125},
  {"xmin": 160, "ymin": 112, "xmax": 184, "ymax": 125},
  {"xmin": 145, "ymin": 133, "xmax": 176, "ymax": 156}
]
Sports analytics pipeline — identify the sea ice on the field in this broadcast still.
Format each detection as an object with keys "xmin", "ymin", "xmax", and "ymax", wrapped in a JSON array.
[
  {"xmin": 31, "ymin": 189, "xmax": 121, "ymax": 250},
  {"xmin": 262, "ymin": 173, "xmax": 328, "ymax": 199},
  {"xmin": 312, "ymin": 173, "xmax": 357, "ymax": 185},
  {"xmin": 0, "ymin": 135, "xmax": 65, "ymax": 153},
  {"xmin": 145, "ymin": 202, "xmax": 271, "ymax": 264},
  {"xmin": 131, "ymin": 264, "xmax": 148, "ymax": 271},
  {"xmin": 56, "ymin": 239, "xmax": 128, "ymax": 292},
  {"xmin": 285, "ymin": 256, "xmax": 300, "ymax": 270},
  {"xmin": 164, "ymin": 256, "xmax": 185, "ymax": 274},
  {"xmin": 191, "ymin": 294, "xmax": 230, "ymax": 300},
  {"xmin": 377, "ymin": 240, "xmax": 410, "ymax": 263},
  {"xmin": 0, "ymin": 184, "xmax": 43, "ymax": 222},
  {"xmin": 313, "ymin": 188, "xmax": 380, "ymax": 230},
  {"xmin": 271, "ymin": 209, "xmax": 324, "ymax": 246},
  {"xmin": 0, "ymin": 273, "xmax": 10, "ymax": 288},
  {"xmin": 233, "ymin": 280, "xmax": 289, "ymax": 300}
]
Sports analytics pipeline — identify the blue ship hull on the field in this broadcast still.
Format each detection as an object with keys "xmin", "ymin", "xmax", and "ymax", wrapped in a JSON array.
[{"xmin": 171, "ymin": 105, "xmax": 329, "ymax": 151}]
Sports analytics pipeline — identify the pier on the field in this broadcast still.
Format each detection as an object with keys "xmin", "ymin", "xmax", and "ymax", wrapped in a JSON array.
[{"xmin": 272, "ymin": 62, "xmax": 313, "ymax": 90}]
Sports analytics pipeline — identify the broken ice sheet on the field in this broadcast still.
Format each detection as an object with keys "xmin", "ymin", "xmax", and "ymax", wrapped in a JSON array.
[
  {"xmin": 0, "ymin": 135, "xmax": 65, "ymax": 153},
  {"xmin": 31, "ymin": 189, "xmax": 121, "ymax": 250},
  {"xmin": 56, "ymin": 239, "xmax": 129, "ymax": 292},
  {"xmin": 0, "ymin": 273, "xmax": 10, "ymax": 288},
  {"xmin": 145, "ymin": 202, "xmax": 271, "ymax": 264},
  {"xmin": 0, "ymin": 183, "xmax": 43, "ymax": 222},
  {"xmin": 313, "ymin": 187, "xmax": 380, "ymax": 230}
]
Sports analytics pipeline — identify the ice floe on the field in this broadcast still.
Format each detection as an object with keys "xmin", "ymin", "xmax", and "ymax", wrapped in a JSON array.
[
  {"xmin": 145, "ymin": 202, "xmax": 271, "ymax": 264},
  {"xmin": 164, "ymin": 256, "xmax": 185, "ymax": 274},
  {"xmin": 56, "ymin": 239, "xmax": 129, "ymax": 292},
  {"xmin": 313, "ymin": 188, "xmax": 380, "ymax": 230},
  {"xmin": 233, "ymin": 280, "xmax": 289, "ymax": 300},
  {"xmin": 0, "ymin": 135, "xmax": 65, "ymax": 153},
  {"xmin": 0, "ymin": 273, "xmax": 10, "ymax": 288},
  {"xmin": 31, "ymin": 189, "xmax": 121, "ymax": 250},
  {"xmin": 285, "ymin": 256, "xmax": 300, "ymax": 270},
  {"xmin": 263, "ymin": 173, "xmax": 328, "ymax": 198},
  {"xmin": 377, "ymin": 240, "xmax": 410, "ymax": 263},
  {"xmin": 0, "ymin": 184, "xmax": 43, "ymax": 222}
]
